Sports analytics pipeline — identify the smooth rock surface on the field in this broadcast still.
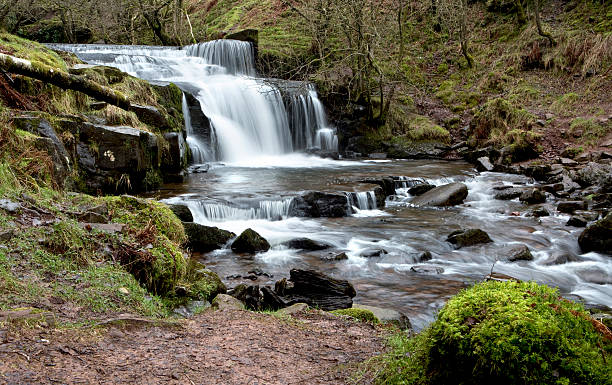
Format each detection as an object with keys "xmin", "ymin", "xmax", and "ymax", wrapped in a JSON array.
[{"xmin": 411, "ymin": 183, "xmax": 468, "ymax": 207}]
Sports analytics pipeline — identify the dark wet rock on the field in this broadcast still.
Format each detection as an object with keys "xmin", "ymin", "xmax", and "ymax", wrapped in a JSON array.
[
  {"xmin": 183, "ymin": 222, "xmax": 235, "ymax": 252},
  {"xmin": 418, "ymin": 251, "xmax": 433, "ymax": 262},
  {"xmin": 519, "ymin": 189, "xmax": 546, "ymax": 204},
  {"xmin": 0, "ymin": 199, "xmax": 21, "ymax": 214},
  {"xmin": 361, "ymin": 249, "xmax": 388, "ymax": 258},
  {"xmin": 411, "ymin": 183, "xmax": 468, "ymax": 207},
  {"xmin": 373, "ymin": 186, "xmax": 386, "ymax": 208},
  {"xmin": 576, "ymin": 266, "xmax": 611, "ymax": 285},
  {"xmin": 505, "ymin": 244, "xmax": 534, "ymax": 262},
  {"xmin": 529, "ymin": 207, "xmax": 550, "ymax": 217},
  {"xmin": 169, "ymin": 204, "xmax": 193, "ymax": 222},
  {"xmin": 559, "ymin": 157, "xmax": 578, "ymax": 166},
  {"xmin": 162, "ymin": 132, "xmax": 188, "ymax": 174},
  {"xmin": 461, "ymin": 147, "xmax": 500, "ymax": 164},
  {"xmin": 408, "ymin": 184, "xmax": 436, "ymax": 196},
  {"xmin": 321, "ymin": 252, "xmax": 349, "ymax": 261},
  {"xmin": 567, "ymin": 216, "xmax": 588, "ymax": 227},
  {"xmin": 359, "ymin": 177, "xmax": 396, "ymax": 197},
  {"xmin": 410, "ymin": 265, "xmax": 444, "ymax": 274},
  {"xmin": 475, "ymin": 156, "xmax": 494, "ymax": 172},
  {"xmin": 352, "ymin": 304, "xmax": 412, "ymax": 331},
  {"xmin": 190, "ymin": 164, "xmax": 210, "ymax": 174},
  {"xmin": 557, "ymin": 201, "xmax": 588, "ymax": 214},
  {"xmin": 447, "ymin": 229, "xmax": 493, "ymax": 248},
  {"xmin": 282, "ymin": 238, "xmax": 332, "ymax": 251},
  {"xmin": 541, "ymin": 183, "xmax": 564, "ymax": 194},
  {"xmin": 494, "ymin": 188, "xmax": 524, "ymax": 200},
  {"xmin": 573, "ymin": 162, "xmax": 612, "ymax": 191},
  {"xmin": 273, "ymin": 269, "xmax": 356, "ymax": 311},
  {"xmin": 578, "ymin": 213, "xmax": 612, "ymax": 254},
  {"xmin": 541, "ymin": 252, "xmax": 582, "ymax": 265},
  {"xmin": 289, "ymin": 191, "xmax": 348, "ymax": 218},
  {"xmin": 521, "ymin": 164, "xmax": 552, "ymax": 182},
  {"xmin": 231, "ymin": 228, "xmax": 270, "ymax": 254}
]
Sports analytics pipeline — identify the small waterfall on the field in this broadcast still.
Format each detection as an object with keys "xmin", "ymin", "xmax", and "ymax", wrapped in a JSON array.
[
  {"xmin": 347, "ymin": 191, "xmax": 377, "ymax": 213},
  {"xmin": 185, "ymin": 40, "xmax": 256, "ymax": 76},
  {"xmin": 187, "ymin": 198, "xmax": 295, "ymax": 222},
  {"xmin": 182, "ymin": 93, "xmax": 211, "ymax": 163},
  {"xmin": 314, "ymin": 128, "xmax": 339, "ymax": 152}
]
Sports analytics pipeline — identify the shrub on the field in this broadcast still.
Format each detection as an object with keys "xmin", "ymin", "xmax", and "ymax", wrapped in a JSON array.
[{"xmin": 375, "ymin": 281, "xmax": 612, "ymax": 385}]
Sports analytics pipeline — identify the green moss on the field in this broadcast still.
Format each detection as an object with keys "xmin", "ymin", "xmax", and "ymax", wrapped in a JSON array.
[
  {"xmin": 552, "ymin": 92, "xmax": 580, "ymax": 116},
  {"xmin": 469, "ymin": 97, "xmax": 535, "ymax": 147},
  {"xmin": 568, "ymin": 117, "xmax": 611, "ymax": 146},
  {"xmin": 0, "ymin": 33, "xmax": 67, "ymax": 69},
  {"xmin": 331, "ymin": 308, "xmax": 379, "ymax": 323},
  {"xmin": 373, "ymin": 281, "xmax": 612, "ymax": 385}
]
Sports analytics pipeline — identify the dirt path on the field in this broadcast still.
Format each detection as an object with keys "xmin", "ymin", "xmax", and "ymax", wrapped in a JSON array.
[{"xmin": 0, "ymin": 309, "xmax": 386, "ymax": 385}]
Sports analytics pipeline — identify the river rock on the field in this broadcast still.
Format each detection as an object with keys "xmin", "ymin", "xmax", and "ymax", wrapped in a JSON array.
[
  {"xmin": 183, "ymin": 222, "xmax": 235, "ymax": 252},
  {"xmin": 411, "ymin": 183, "xmax": 468, "ymax": 207},
  {"xmin": 408, "ymin": 184, "xmax": 436, "ymax": 196},
  {"xmin": 282, "ymin": 238, "xmax": 332, "ymax": 251},
  {"xmin": 541, "ymin": 252, "xmax": 582, "ymax": 265},
  {"xmin": 494, "ymin": 188, "xmax": 524, "ymax": 200},
  {"xmin": 361, "ymin": 249, "xmax": 388, "ymax": 258},
  {"xmin": 130, "ymin": 104, "xmax": 169, "ymax": 130},
  {"xmin": 574, "ymin": 210, "xmax": 599, "ymax": 221},
  {"xmin": 519, "ymin": 189, "xmax": 546, "ymax": 204},
  {"xmin": 505, "ymin": 244, "xmax": 534, "ymax": 262},
  {"xmin": 557, "ymin": 201, "xmax": 588, "ymax": 214},
  {"xmin": 277, "ymin": 303, "xmax": 310, "ymax": 316},
  {"xmin": 447, "ymin": 229, "xmax": 493, "ymax": 248},
  {"xmin": 162, "ymin": 132, "xmax": 188, "ymax": 175},
  {"xmin": 275, "ymin": 269, "xmax": 356, "ymax": 311},
  {"xmin": 321, "ymin": 252, "xmax": 349, "ymax": 261},
  {"xmin": 169, "ymin": 204, "xmax": 193, "ymax": 222},
  {"xmin": 289, "ymin": 191, "xmax": 348, "ymax": 217},
  {"xmin": 352, "ymin": 304, "xmax": 412, "ymax": 331},
  {"xmin": 360, "ymin": 177, "xmax": 396, "ymax": 197},
  {"xmin": 418, "ymin": 251, "xmax": 433, "ymax": 262},
  {"xmin": 566, "ymin": 216, "xmax": 588, "ymax": 227},
  {"xmin": 573, "ymin": 162, "xmax": 612, "ymax": 191},
  {"xmin": 410, "ymin": 265, "xmax": 444, "ymax": 274},
  {"xmin": 475, "ymin": 156, "xmax": 494, "ymax": 172},
  {"xmin": 212, "ymin": 294, "xmax": 244, "ymax": 311},
  {"xmin": 576, "ymin": 266, "xmax": 611, "ymax": 285},
  {"xmin": 578, "ymin": 213, "xmax": 612, "ymax": 254},
  {"xmin": 529, "ymin": 206, "xmax": 550, "ymax": 217},
  {"xmin": 231, "ymin": 228, "xmax": 270, "ymax": 254}
]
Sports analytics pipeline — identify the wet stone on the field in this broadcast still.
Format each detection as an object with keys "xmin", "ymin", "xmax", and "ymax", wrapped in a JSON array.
[
  {"xmin": 410, "ymin": 265, "xmax": 444, "ymax": 274},
  {"xmin": 566, "ymin": 216, "xmax": 588, "ymax": 227}
]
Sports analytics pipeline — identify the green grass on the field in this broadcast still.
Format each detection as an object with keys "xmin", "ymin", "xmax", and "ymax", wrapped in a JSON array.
[
  {"xmin": 331, "ymin": 308, "xmax": 379, "ymax": 323},
  {"xmin": 0, "ymin": 32, "xmax": 67, "ymax": 69},
  {"xmin": 569, "ymin": 117, "xmax": 611, "ymax": 146}
]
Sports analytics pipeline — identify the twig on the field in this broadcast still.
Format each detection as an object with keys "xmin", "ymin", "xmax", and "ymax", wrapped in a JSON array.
[{"xmin": 11, "ymin": 350, "xmax": 30, "ymax": 361}]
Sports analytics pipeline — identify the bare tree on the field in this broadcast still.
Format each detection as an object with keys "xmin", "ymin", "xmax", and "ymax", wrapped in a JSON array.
[
  {"xmin": 534, "ymin": 0, "xmax": 555, "ymax": 46},
  {"xmin": 437, "ymin": 0, "xmax": 474, "ymax": 68}
]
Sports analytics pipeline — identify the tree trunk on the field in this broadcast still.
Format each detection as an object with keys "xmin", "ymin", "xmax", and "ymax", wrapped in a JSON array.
[
  {"xmin": 514, "ymin": 0, "xmax": 527, "ymax": 26},
  {"xmin": 534, "ymin": 0, "xmax": 555, "ymax": 46},
  {"xmin": 0, "ymin": 53, "xmax": 134, "ymax": 112},
  {"xmin": 459, "ymin": 1, "xmax": 474, "ymax": 68}
]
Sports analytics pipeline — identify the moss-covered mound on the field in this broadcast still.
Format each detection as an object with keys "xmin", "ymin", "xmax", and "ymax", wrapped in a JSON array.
[{"xmin": 375, "ymin": 281, "xmax": 612, "ymax": 385}]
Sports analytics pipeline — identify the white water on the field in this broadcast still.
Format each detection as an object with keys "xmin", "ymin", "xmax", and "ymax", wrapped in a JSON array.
[
  {"xmin": 186, "ymin": 198, "xmax": 295, "ymax": 223},
  {"xmin": 51, "ymin": 41, "xmax": 339, "ymax": 164}
]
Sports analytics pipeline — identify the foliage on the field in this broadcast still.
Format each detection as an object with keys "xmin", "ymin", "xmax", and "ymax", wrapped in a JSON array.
[
  {"xmin": 469, "ymin": 97, "xmax": 536, "ymax": 147},
  {"xmin": 373, "ymin": 281, "xmax": 612, "ymax": 385},
  {"xmin": 331, "ymin": 308, "xmax": 379, "ymax": 323},
  {"xmin": 568, "ymin": 117, "xmax": 611, "ymax": 147}
]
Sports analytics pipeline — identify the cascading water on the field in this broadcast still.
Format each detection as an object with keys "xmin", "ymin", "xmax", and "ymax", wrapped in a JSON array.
[
  {"xmin": 187, "ymin": 199, "xmax": 295, "ymax": 223},
  {"xmin": 182, "ymin": 93, "xmax": 209, "ymax": 163},
  {"xmin": 49, "ymin": 40, "xmax": 338, "ymax": 163},
  {"xmin": 347, "ymin": 191, "xmax": 377, "ymax": 212}
]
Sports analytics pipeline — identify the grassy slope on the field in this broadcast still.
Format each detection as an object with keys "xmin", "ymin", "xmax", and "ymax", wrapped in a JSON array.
[
  {"xmin": 193, "ymin": 0, "xmax": 611, "ymax": 155},
  {"xmin": 0, "ymin": 35, "xmax": 223, "ymax": 327}
]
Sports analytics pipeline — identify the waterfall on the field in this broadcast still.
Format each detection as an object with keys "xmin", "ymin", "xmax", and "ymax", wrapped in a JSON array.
[
  {"xmin": 187, "ymin": 198, "xmax": 295, "ymax": 222},
  {"xmin": 185, "ymin": 40, "xmax": 256, "ymax": 76},
  {"xmin": 48, "ymin": 41, "xmax": 338, "ymax": 163},
  {"xmin": 347, "ymin": 191, "xmax": 377, "ymax": 213}
]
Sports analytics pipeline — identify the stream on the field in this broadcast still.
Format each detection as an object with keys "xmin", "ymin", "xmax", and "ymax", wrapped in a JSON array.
[{"xmin": 51, "ymin": 41, "xmax": 612, "ymax": 330}]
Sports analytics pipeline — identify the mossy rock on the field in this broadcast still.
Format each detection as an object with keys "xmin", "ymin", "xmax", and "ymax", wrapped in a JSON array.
[
  {"xmin": 231, "ymin": 228, "xmax": 270, "ymax": 254},
  {"xmin": 331, "ymin": 308, "xmax": 380, "ymax": 323},
  {"xmin": 180, "ymin": 259, "xmax": 227, "ymax": 301},
  {"xmin": 425, "ymin": 281, "xmax": 612, "ymax": 385}
]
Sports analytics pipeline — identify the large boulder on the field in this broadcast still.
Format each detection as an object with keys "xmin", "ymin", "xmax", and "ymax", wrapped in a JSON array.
[
  {"xmin": 411, "ymin": 183, "xmax": 468, "ymax": 207},
  {"xmin": 504, "ymin": 244, "xmax": 534, "ymax": 262},
  {"xmin": 578, "ymin": 213, "xmax": 612, "ymax": 254},
  {"xmin": 359, "ymin": 177, "xmax": 396, "ymax": 197},
  {"xmin": 169, "ymin": 204, "xmax": 193, "ymax": 222},
  {"xmin": 519, "ymin": 189, "xmax": 546, "ymax": 204},
  {"xmin": 447, "ymin": 229, "xmax": 493, "ymax": 248},
  {"xmin": 573, "ymin": 162, "xmax": 612, "ymax": 192},
  {"xmin": 557, "ymin": 201, "xmax": 588, "ymax": 214},
  {"xmin": 231, "ymin": 228, "xmax": 270, "ymax": 254},
  {"xmin": 494, "ymin": 188, "xmax": 524, "ymax": 200},
  {"xmin": 289, "ymin": 191, "xmax": 349, "ymax": 217},
  {"xmin": 409, "ymin": 183, "xmax": 436, "ymax": 196},
  {"xmin": 183, "ymin": 222, "xmax": 235, "ymax": 252}
]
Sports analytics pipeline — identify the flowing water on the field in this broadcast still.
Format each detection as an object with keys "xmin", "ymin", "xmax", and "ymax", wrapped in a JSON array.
[{"xmin": 51, "ymin": 41, "xmax": 611, "ymax": 330}]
